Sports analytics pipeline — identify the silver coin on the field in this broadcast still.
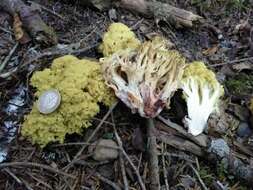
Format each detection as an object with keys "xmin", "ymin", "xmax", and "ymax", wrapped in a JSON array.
[{"xmin": 37, "ymin": 89, "xmax": 61, "ymax": 114}]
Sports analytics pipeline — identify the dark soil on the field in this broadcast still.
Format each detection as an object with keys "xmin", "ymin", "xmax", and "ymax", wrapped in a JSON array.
[{"xmin": 0, "ymin": 0, "xmax": 252, "ymax": 189}]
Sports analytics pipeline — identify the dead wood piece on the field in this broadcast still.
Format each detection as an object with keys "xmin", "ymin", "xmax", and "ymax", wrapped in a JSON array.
[
  {"xmin": 118, "ymin": 0, "xmax": 202, "ymax": 28},
  {"xmin": 158, "ymin": 131, "xmax": 204, "ymax": 157},
  {"xmin": 157, "ymin": 116, "xmax": 208, "ymax": 148},
  {"xmin": 147, "ymin": 1, "xmax": 202, "ymax": 28},
  {"xmin": 0, "ymin": 0, "xmax": 57, "ymax": 45},
  {"xmin": 81, "ymin": 0, "xmax": 202, "ymax": 28},
  {"xmin": 146, "ymin": 118, "xmax": 160, "ymax": 190}
]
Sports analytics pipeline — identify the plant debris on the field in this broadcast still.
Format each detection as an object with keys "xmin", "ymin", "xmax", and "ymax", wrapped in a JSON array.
[{"xmin": 0, "ymin": 0, "xmax": 253, "ymax": 189}]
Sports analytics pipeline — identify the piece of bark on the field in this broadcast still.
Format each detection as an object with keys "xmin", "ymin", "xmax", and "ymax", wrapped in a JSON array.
[
  {"xmin": 158, "ymin": 130, "xmax": 204, "ymax": 156},
  {"xmin": 0, "ymin": 0, "xmax": 57, "ymax": 45},
  {"xmin": 146, "ymin": 118, "xmax": 160, "ymax": 190}
]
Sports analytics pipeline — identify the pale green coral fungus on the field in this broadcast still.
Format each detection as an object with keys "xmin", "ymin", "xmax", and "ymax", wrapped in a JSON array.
[
  {"xmin": 99, "ymin": 22, "xmax": 141, "ymax": 57},
  {"xmin": 22, "ymin": 55, "xmax": 115, "ymax": 147}
]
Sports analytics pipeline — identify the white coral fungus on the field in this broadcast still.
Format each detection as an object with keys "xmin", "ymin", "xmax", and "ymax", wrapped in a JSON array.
[
  {"xmin": 181, "ymin": 62, "xmax": 224, "ymax": 136},
  {"xmin": 101, "ymin": 37, "xmax": 185, "ymax": 118}
]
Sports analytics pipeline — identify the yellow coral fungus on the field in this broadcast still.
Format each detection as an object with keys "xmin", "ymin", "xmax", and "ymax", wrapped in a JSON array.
[
  {"xmin": 99, "ymin": 23, "xmax": 141, "ymax": 57},
  {"xmin": 22, "ymin": 55, "xmax": 115, "ymax": 147}
]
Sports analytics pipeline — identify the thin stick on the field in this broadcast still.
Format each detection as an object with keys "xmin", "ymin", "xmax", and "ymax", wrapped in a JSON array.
[
  {"xmin": 74, "ymin": 101, "xmax": 118, "ymax": 159},
  {"xmin": 188, "ymin": 164, "xmax": 208, "ymax": 190},
  {"xmin": 162, "ymin": 144, "xmax": 169, "ymax": 190},
  {"xmin": 0, "ymin": 162, "xmax": 75, "ymax": 179},
  {"xmin": 27, "ymin": 173, "xmax": 53, "ymax": 190},
  {"xmin": 64, "ymin": 101, "xmax": 118, "ymax": 170},
  {"xmin": 4, "ymin": 168, "xmax": 22, "ymax": 184},
  {"xmin": 122, "ymin": 149, "xmax": 146, "ymax": 190},
  {"xmin": 0, "ymin": 42, "xmax": 19, "ymax": 72},
  {"xmin": 52, "ymin": 142, "xmax": 120, "ymax": 150},
  {"xmin": 146, "ymin": 118, "xmax": 160, "ymax": 190},
  {"xmin": 112, "ymin": 113, "xmax": 129, "ymax": 190},
  {"xmin": 0, "ymin": 26, "xmax": 14, "ymax": 35},
  {"xmin": 27, "ymin": 1, "xmax": 66, "ymax": 21},
  {"xmin": 95, "ymin": 173, "xmax": 121, "ymax": 190},
  {"xmin": 159, "ymin": 152, "xmax": 195, "ymax": 163},
  {"xmin": 210, "ymin": 57, "xmax": 253, "ymax": 67}
]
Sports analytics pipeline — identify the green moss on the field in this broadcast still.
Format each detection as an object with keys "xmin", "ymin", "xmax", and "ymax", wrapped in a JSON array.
[
  {"xmin": 190, "ymin": 0, "xmax": 249, "ymax": 13},
  {"xmin": 99, "ymin": 23, "xmax": 141, "ymax": 57},
  {"xmin": 225, "ymin": 73, "xmax": 253, "ymax": 95},
  {"xmin": 22, "ymin": 55, "xmax": 115, "ymax": 147},
  {"xmin": 198, "ymin": 166, "xmax": 215, "ymax": 186}
]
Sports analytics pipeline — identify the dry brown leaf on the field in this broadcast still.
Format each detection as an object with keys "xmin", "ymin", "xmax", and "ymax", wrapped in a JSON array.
[
  {"xmin": 13, "ymin": 13, "xmax": 30, "ymax": 44},
  {"xmin": 202, "ymin": 45, "xmax": 218, "ymax": 56}
]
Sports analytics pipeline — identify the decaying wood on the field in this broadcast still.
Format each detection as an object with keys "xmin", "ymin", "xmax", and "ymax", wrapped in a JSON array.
[
  {"xmin": 146, "ymin": 118, "xmax": 160, "ymax": 190},
  {"xmin": 157, "ymin": 116, "xmax": 208, "ymax": 147},
  {"xmin": 0, "ymin": 0, "xmax": 57, "ymax": 45},
  {"xmin": 119, "ymin": 0, "xmax": 203, "ymax": 28},
  {"xmin": 83, "ymin": 0, "xmax": 202, "ymax": 28},
  {"xmin": 158, "ymin": 130, "xmax": 204, "ymax": 157}
]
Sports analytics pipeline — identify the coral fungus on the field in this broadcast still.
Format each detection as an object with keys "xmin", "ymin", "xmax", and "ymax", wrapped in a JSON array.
[
  {"xmin": 181, "ymin": 62, "xmax": 224, "ymax": 136},
  {"xmin": 99, "ymin": 22, "xmax": 141, "ymax": 57},
  {"xmin": 101, "ymin": 37, "xmax": 185, "ymax": 118},
  {"xmin": 22, "ymin": 55, "xmax": 115, "ymax": 147}
]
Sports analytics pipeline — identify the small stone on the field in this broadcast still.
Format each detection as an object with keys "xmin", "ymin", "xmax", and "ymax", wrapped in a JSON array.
[
  {"xmin": 92, "ymin": 139, "xmax": 119, "ymax": 161},
  {"xmin": 208, "ymin": 138, "xmax": 230, "ymax": 158},
  {"xmin": 237, "ymin": 122, "xmax": 252, "ymax": 138},
  {"xmin": 37, "ymin": 89, "xmax": 61, "ymax": 114},
  {"xmin": 108, "ymin": 8, "xmax": 117, "ymax": 21}
]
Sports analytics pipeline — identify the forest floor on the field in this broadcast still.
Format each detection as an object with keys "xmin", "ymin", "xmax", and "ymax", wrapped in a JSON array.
[{"xmin": 0, "ymin": 0, "xmax": 253, "ymax": 189}]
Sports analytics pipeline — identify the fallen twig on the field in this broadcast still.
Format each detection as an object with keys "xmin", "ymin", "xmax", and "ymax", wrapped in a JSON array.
[
  {"xmin": 112, "ymin": 113, "xmax": 129, "ymax": 190},
  {"xmin": 158, "ymin": 130, "xmax": 204, "ymax": 156},
  {"xmin": 0, "ymin": 162, "xmax": 75, "ymax": 179},
  {"xmin": 27, "ymin": 1, "xmax": 66, "ymax": 21},
  {"xmin": 188, "ymin": 164, "xmax": 208, "ymax": 190},
  {"xmin": 65, "ymin": 101, "xmax": 118, "ymax": 169},
  {"xmin": 157, "ymin": 115, "xmax": 208, "ymax": 147},
  {"xmin": 0, "ymin": 42, "xmax": 19, "ymax": 73},
  {"xmin": 95, "ymin": 173, "xmax": 121, "ymax": 190},
  {"xmin": 210, "ymin": 57, "xmax": 253, "ymax": 67},
  {"xmin": 122, "ymin": 149, "xmax": 146, "ymax": 190},
  {"xmin": 146, "ymin": 118, "xmax": 160, "ymax": 190},
  {"xmin": 161, "ymin": 143, "xmax": 169, "ymax": 190},
  {"xmin": 0, "ymin": 25, "xmax": 14, "ymax": 35},
  {"xmin": 4, "ymin": 168, "xmax": 34, "ymax": 190}
]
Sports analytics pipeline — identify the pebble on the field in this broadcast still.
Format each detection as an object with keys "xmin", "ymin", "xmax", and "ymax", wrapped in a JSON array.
[
  {"xmin": 208, "ymin": 138, "xmax": 230, "ymax": 158},
  {"xmin": 92, "ymin": 139, "xmax": 119, "ymax": 161},
  {"xmin": 237, "ymin": 122, "xmax": 252, "ymax": 138}
]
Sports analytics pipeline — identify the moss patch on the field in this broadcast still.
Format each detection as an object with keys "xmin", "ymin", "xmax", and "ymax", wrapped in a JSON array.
[{"xmin": 225, "ymin": 73, "xmax": 253, "ymax": 95}]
